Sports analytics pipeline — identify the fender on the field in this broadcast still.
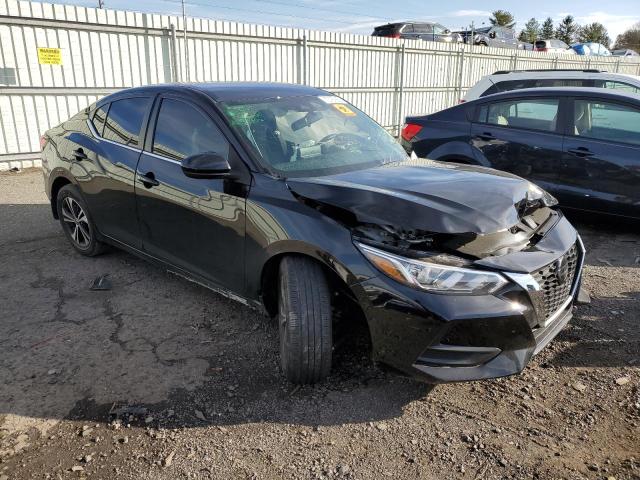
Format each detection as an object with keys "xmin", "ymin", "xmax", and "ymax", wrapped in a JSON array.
[{"xmin": 427, "ymin": 139, "xmax": 477, "ymax": 164}]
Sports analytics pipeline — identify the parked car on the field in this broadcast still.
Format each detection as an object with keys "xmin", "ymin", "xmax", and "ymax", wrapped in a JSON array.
[
  {"xmin": 455, "ymin": 26, "xmax": 519, "ymax": 49},
  {"xmin": 534, "ymin": 39, "xmax": 575, "ymax": 54},
  {"xmin": 372, "ymin": 22, "xmax": 462, "ymax": 43},
  {"xmin": 572, "ymin": 42, "xmax": 611, "ymax": 56},
  {"xmin": 463, "ymin": 69, "xmax": 640, "ymax": 101},
  {"xmin": 42, "ymin": 82, "xmax": 585, "ymax": 384},
  {"xmin": 612, "ymin": 48, "xmax": 639, "ymax": 57},
  {"xmin": 518, "ymin": 42, "xmax": 534, "ymax": 51},
  {"xmin": 402, "ymin": 87, "xmax": 640, "ymax": 220}
]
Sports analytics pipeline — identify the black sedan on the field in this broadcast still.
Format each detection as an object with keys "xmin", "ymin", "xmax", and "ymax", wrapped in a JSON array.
[
  {"xmin": 42, "ymin": 83, "xmax": 584, "ymax": 384},
  {"xmin": 402, "ymin": 87, "xmax": 640, "ymax": 220}
]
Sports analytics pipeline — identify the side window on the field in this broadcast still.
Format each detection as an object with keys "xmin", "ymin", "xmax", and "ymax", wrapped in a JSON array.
[
  {"xmin": 598, "ymin": 81, "xmax": 640, "ymax": 94},
  {"xmin": 573, "ymin": 100, "xmax": 640, "ymax": 146},
  {"xmin": 103, "ymin": 97, "xmax": 150, "ymax": 147},
  {"xmin": 478, "ymin": 98, "xmax": 559, "ymax": 131},
  {"xmin": 91, "ymin": 104, "xmax": 109, "ymax": 136},
  {"xmin": 414, "ymin": 24, "xmax": 433, "ymax": 34},
  {"xmin": 152, "ymin": 98, "xmax": 230, "ymax": 161}
]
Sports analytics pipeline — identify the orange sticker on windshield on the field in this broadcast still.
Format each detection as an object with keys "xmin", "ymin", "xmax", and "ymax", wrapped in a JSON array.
[{"xmin": 333, "ymin": 104, "xmax": 356, "ymax": 116}]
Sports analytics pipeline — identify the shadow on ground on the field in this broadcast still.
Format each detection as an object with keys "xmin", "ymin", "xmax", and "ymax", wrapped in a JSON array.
[{"xmin": 0, "ymin": 203, "xmax": 433, "ymax": 434}]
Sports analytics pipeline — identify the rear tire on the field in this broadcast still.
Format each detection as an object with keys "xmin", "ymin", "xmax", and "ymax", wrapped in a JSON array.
[
  {"xmin": 278, "ymin": 256, "xmax": 332, "ymax": 384},
  {"xmin": 56, "ymin": 184, "xmax": 106, "ymax": 257}
]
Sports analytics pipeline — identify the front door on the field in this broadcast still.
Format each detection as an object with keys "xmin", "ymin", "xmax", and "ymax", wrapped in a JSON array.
[
  {"xmin": 470, "ymin": 96, "xmax": 567, "ymax": 197},
  {"xmin": 560, "ymin": 97, "xmax": 640, "ymax": 217},
  {"xmin": 135, "ymin": 95, "xmax": 250, "ymax": 293}
]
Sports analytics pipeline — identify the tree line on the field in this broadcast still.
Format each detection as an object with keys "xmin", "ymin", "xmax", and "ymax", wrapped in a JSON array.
[{"xmin": 489, "ymin": 10, "xmax": 639, "ymax": 50}]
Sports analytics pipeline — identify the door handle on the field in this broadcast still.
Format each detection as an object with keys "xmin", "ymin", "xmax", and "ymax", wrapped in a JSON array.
[
  {"xmin": 73, "ymin": 148, "xmax": 87, "ymax": 161},
  {"xmin": 476, "ymin": 132, "xmax": 495, "ymax": 141},
  {"xmin": 567, "ymin": 148, "xmax": 595, "ymax": 157},
  {"xmin": 138, "ymin": 172, "xmax": 160, "ymax": 187}
]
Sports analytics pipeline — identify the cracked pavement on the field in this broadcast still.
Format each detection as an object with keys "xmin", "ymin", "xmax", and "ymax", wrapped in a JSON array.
[{"xmin": 0, "ymin": 170, "xmax": 638, "ymax": 479}]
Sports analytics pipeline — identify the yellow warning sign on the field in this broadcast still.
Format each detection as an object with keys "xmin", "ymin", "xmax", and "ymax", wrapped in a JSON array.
[
  {"xmin": 333, "ymin": 104, "xmax": 356, "ymax": 116},
  {"xmin": 37, "ymin": 47, "xmax": 62, "ymax": 65}
]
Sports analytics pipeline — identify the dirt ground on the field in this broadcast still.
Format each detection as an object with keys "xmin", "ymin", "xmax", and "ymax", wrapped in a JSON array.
[{"xmin": 0, "ymin": 169, "xmax": 638, "ymax": 480}]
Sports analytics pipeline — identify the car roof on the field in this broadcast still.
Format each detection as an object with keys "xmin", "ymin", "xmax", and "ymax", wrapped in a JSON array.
[
  {"xmin": 98, "ymin": 82, "xmax": 328, "ymax": 104},
  {"xmin": 489, "ymin": 70, "xmax": 640, "ymax": 81},
  {"xmin": 474, "ymin": 86, "xmax": 640, "ymax": 103}
]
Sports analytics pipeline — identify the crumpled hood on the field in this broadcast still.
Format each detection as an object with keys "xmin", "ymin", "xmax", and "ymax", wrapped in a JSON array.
[{"xmin": 286, "ymin": 159, "xmax": 556, "ymax": 235}]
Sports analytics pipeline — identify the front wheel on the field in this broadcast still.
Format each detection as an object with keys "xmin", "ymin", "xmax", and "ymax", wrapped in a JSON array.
[
  {"xmin": 278, "ymin": 256, "xmax": 332, "ymax": 384},
  {"xmin": 56, "ymin": 184, "xmax": 106, "ymax": 257}
]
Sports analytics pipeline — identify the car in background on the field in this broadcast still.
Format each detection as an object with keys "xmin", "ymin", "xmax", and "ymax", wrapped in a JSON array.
[
  {"xmin": 612, "ymin": 48, "xmax": 639, "ymax": 57},
  {"xmin": 534, "ymin": 39, "xmax": 575, "ymax": 54},
  {"xmin": 463, "ymin": 69, "xmax": 640, "ymax": 101},
  {"xmin": 372, "ymin": 22, "xmax": 462, "ymax": 43},
  {"xmin": 519, "ymin": 42, "xmax": 534, "ymax": 51},
  {"xmin": 455, "ymin": 26, "xmax": 518, "ymax": 49},
  {"xmin": 401, "ymin": 87, "xmax": 640, "ymax": 220},
  {"xmin": 41, "ymin": 82, "xmax": 586, "ymax": 385},
  {"xmin": 572, "ymin": 42, "xmax": 611, "ymax": 56}
]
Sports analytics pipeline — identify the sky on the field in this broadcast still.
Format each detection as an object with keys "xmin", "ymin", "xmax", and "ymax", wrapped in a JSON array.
[{"xmin": 52, "ymin": 0, "xmax": 640, "ymax": 43}]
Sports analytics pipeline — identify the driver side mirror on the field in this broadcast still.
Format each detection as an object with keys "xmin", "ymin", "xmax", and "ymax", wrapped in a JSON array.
[{"xmin": 181, "ymin": 152, "xmax": 231, "ymax": 179}]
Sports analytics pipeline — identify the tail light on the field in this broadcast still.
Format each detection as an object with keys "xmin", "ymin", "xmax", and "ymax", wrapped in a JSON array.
[
  {"xmin": 40, "ymin": 135, "xmax": 48, "ymax": 150},
  {"xmin": 386, "ymin": 33, "xmax": 401, "ymax": 38},
  {"xmin": 401, "ymin": 123, "xmax": 422, "ymax": 142},
  {"xmin": 459, "ymin": 99, "xmax": 466, "ymax": 104},
  {"xmin": 534, "ymin": 48, "xmax": 548, "ymax": 52}
]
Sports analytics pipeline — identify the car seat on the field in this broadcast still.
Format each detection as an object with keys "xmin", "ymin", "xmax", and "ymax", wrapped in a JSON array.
[{"xmin": 250, "ymin": 109, "xmax": 286, "ymax": 165}]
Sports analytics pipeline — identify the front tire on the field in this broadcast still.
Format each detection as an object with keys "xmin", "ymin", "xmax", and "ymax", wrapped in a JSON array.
[
  {"xmin": 56, "ymin": 184, "xmax": 105, "ymax": 257},
  {"xmin": 278, "ymin": 256, "xmax": 332, "ymax": 384}
]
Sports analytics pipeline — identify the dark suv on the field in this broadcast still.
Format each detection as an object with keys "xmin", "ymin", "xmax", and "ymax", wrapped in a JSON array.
[
  {"xmin": 456, "ymin": 26, "xmax": 518, "ymax": 49},
  {"xmin": 42, "ymin": 83, "xmax": 584, "ymax": 384},
  {"xmin": 402, "ymin": 87, "xmax": 640, "ymax": 220},
  {"xmin": 373, "ymin": 22, "xmax": 462, "ymax": 43}
]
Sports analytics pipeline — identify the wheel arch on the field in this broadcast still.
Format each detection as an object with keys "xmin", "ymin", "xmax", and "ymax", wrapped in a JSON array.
[{"xmin": 48, "ymin": 170, "xmax": 77, "ymax": 219}]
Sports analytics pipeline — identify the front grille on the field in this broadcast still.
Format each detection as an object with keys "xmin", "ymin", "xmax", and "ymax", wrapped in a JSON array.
[{"xmin": 531, "ymin": 244, "xmax": 579, "ymax": 321}]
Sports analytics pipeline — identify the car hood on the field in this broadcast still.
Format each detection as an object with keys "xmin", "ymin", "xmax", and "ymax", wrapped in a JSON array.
[{"xmin": 286, "ymin": 159, "xmax": 556, "ymax": 235}]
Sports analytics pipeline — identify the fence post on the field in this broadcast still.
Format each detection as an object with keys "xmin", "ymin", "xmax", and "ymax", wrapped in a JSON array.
[
  {"xmin": 296, "ymin": 37, "xmax": 303, "ymax": 84},
  {"xmin": 392, "ymin": 43, "xmax": 406, "ymax": 137},
  {"xmin": 302, "ymin": 35, "xmax": 308, "ymax": 85},
  {"xmin": 456, "ymin": 46, "xmax": 465, "ymax": 104},
  {"xmin": 170, "ymin": 24, "xmax": 179, "ymax": 82},
  {"xmin": 553, "ymin": 56, "xmax": 558, "ymax": 69},
  {"xmin": 615, "ymin": 59, "xmax": 620, "ymax": 73}
]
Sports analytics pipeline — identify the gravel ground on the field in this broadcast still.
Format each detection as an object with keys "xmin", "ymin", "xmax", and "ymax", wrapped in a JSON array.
[{"xmin": 0, "ymin": 169, "xmax": 638, "ymax": 480}]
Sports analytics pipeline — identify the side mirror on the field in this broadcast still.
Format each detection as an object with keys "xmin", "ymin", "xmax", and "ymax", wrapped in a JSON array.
[
  {"xmin": 181, "ymin": 152, "xmax": 231, "ymax": 179},
  {"xmin": 489, "ymin": 31, "xmax": 496, "ymax": 39},
  {"xmin": 444, "ymin": 29, "xmax": 451, "ymax": 34}
]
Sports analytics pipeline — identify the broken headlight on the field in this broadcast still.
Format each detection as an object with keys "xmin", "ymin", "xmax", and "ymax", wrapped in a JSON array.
[{"xmin": 355, "ymin": 242, "xmax": 508, "ymax": 295}]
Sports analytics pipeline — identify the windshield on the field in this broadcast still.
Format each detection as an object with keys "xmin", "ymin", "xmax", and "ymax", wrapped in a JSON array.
[{"xmin": 221, "ymin": 95, "xmax": 408, "ymax": 178}]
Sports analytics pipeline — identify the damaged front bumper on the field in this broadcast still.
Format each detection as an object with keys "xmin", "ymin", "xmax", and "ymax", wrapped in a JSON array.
[{"xmin": 351, "ymin": 217, "xmax": 585, "ymax": 383}]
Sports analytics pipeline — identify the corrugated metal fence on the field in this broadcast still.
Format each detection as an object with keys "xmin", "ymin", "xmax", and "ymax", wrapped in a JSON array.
[{"xmin": 2, "ymin": 0, "xmax": 640, "ymax": 169}]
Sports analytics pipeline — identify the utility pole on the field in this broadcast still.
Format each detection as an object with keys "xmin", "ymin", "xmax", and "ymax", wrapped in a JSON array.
[{"xmin": 182, "ymin": 0, "xmax": 189, "ymax": 82}]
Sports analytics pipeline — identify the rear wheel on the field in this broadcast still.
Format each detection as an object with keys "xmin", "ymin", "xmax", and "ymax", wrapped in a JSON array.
[
  {"xmin": 278, "ymin": 256, "xmax": 332, "ymax": 384},
  {"xmin": 56, "ymin": 184, "xmax": 106, "ymax": 256}
]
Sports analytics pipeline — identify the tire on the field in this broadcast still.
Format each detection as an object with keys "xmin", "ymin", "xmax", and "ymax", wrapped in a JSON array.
[
  {"xmin": 278, "ymin": 256, "xmax": 332, "ymax": 384},
  {"xmin": 56, "ymin": 184, "xmax": 106, "ymax": 257}
]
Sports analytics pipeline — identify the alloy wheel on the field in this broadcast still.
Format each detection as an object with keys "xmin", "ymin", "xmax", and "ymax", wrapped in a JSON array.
[{"xmin": 61, "ymin": 196, "xmax": 91, "ymax": 248}]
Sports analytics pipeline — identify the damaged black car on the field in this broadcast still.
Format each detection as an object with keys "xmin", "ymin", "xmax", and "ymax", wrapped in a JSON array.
[{"xmin": 41, "ymin": 83, "xmax": 585, "ymax": 384}]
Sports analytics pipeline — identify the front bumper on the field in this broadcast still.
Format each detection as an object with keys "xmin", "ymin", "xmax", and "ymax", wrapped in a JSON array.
[{"xmin": 351, "ymin": 220, "xmax": 584, "ymax": 383}]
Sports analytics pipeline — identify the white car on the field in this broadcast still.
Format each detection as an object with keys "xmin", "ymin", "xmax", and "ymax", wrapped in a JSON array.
[
  {"xmin": 463, "ymin": 69, "xmax": 640, "ymax": 102},
  {"xmin": 534, "ymin": 39, "xmax": 575, "ymax": 54}
]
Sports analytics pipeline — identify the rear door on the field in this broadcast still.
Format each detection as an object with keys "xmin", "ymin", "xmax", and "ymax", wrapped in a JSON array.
[
  {"xmin": 560, "ymin": 97, "xmax": 640, "ymax": 217},
  {"xmin": 82, "ymin": 96, "xmax": 152, "ymax": 248},
  {"xmin": 470, "ymin": 96, "xmax": 567, "ymax": 193},
  {"xmin": 135, "ymin": 94, "xmax": 251, "ymax": 292}
]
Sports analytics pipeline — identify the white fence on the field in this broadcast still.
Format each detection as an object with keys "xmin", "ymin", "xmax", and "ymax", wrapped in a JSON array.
[{"xmin": 2, "ymin": 0, "xmax": 640, "ymax": 169}]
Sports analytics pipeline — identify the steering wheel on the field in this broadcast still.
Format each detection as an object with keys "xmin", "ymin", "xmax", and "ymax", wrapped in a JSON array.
[{"xmin": 319, "ymin": 132, "xmax": 369, "ymax": 149}]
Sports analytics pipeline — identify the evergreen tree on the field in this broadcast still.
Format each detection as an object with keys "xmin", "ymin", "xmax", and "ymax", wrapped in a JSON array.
[
  {"xmin": 579, "ymin": 22, "xmax": 611, "ymax": 48},
  {"xmin": 519, "ymin": 18, "xmax": 540, "ymax": 43},
  {"xmin": 555, "ymin": 15, "xmax": 579, "ymax": 45},
  {"xmin": 541, "ymin": 17, "xmax": 555, "ymax": 39},
  {"xmin": 489, "ymin": 10, "xmax": 516, "ymax": 29}
]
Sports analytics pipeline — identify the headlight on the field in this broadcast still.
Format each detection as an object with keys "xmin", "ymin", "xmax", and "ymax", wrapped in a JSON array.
[{"xmin": 355, "ymin": 242, "xmax": 508, "ymax": 295}]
